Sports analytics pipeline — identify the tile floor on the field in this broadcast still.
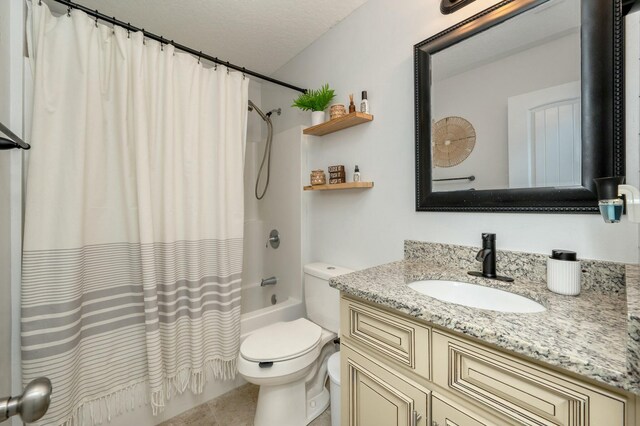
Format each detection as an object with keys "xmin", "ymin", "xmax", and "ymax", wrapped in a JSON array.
[{"xmin": 159, "ymin": 383, "xmax": 331, "ymax": 426}]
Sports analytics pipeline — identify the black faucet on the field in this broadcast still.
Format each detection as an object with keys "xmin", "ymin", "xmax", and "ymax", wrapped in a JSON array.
[{"xmin": 468, "ymin": 233, "xmax": 513, "ymax": 282}]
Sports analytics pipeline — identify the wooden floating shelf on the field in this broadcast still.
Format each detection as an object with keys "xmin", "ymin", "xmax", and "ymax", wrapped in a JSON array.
[
  {"xmin": 303, "ymin": 112, "xmax": 374, "ymax": 136},
  {"xmin": 303, "ymin": 182, "xmax": 374, "ymax": 191}
]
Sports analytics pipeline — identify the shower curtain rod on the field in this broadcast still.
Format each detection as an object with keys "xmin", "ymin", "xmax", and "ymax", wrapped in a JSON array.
[{"xmin": 46, "ymin": 0, "xmax": 308, "ymax": 94}]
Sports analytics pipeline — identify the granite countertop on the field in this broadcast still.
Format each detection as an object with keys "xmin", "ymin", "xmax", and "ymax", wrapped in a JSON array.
[{"xmin": 330, "ymin": 247, "xmax": 640, "ymax": 395}]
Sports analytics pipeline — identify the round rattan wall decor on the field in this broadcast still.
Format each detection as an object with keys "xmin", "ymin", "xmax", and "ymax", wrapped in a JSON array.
[{"xmin": 432, "ymin": 116, "xmax": 476, "ymax": 168}]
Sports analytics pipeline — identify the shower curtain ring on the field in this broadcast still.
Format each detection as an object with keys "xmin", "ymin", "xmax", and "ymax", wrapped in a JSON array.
[
  {"xmin": 67, "ymin": 6, "xmax": 71, "ymax": 17},
  {"xmin": 214, "ymin": 58, "xmax": 218, "ymax": 70},
  {"xmin": 38, "ymin": 0, "xmax": 41, "ymax": 6},
  {"xmin": 242, "ymin": 67, "xmax": 246, "ymax": 79},
  {"xmin": 226, "ymin": 61, "xmax": 230, "ymax": 75},
  {"xmin": 127, "ymin": 23, "xmax": 131, "ymax": 38},
  {"xmin": 160, "ymin": 36, "xmax": 164, "ymax": 51},
  {"xmin": 142, "ymin": 29, "xmax": 146, "ymax": 44},
  {"xmin": 94, "ymin": 13, "xmax": 98, "ymax": 28},
  {"xmin": 198, "ymin": 51, "xmax": 202, "ymax": 64}
]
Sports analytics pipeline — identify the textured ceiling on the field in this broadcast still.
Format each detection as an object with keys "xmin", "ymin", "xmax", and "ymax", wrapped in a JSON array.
[{"xmin": 44, "ymin": 0, "xmax": 369, "ymax": 76}]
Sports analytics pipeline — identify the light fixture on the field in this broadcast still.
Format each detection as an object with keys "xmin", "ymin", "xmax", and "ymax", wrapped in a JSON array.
[{"xmin": 440, "ymin": 0, "xmax": 478, "ymax": 15}]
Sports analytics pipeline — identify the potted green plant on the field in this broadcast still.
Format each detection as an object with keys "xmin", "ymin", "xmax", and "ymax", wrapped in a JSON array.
[{"xmin": 292, "ymin": 84, "xmax": 336, "ymax": 126}]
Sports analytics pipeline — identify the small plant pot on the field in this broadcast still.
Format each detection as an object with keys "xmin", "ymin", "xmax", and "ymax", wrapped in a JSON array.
[{"xmin": 311, "ymin": 111, "xmax": 325, "ymax": 126}]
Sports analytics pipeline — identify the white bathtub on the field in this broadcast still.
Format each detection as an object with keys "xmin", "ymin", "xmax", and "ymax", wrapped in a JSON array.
[
  {"xmin": 240, "ymin": 296, "xmax": 305, "ymax": 339},
  {"xmin": 240, "ymin": 280, "xmax": 274, "ymax": 314}
]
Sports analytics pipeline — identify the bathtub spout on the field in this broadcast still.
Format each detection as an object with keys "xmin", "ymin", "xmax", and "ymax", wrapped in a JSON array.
[{"xmin": 260, "ymin": 277, "xmax": 277, "ymax": 287}]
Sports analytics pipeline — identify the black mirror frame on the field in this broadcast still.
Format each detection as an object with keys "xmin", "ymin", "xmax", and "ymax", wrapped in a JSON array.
[{"xmin": 415, "ymin": 0, "xmax": 625, "ymax": 213}]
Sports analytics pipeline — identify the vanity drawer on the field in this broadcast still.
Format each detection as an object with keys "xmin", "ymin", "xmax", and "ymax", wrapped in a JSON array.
[
  {"xmin": 432, "ymin": 330, "xmax": 627, "ymax": 426},
  {"xmin": 432, "ymin": 393, "xmax": 492, "ymax": 426},
  {"xmin": 341, "ymin": 296, "xmax": 431, "ymax": 380}
]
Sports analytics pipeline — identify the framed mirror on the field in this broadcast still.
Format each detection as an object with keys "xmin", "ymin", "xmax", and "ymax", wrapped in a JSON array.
[{"xmin": 414, "ymin": 0, "xmax": 625, "ymax": 212}]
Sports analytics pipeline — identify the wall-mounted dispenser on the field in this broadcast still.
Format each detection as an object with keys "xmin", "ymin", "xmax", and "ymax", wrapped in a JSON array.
[{"xmin": 593, "ymin": 176, "xmax": 640, "ymax": 223}]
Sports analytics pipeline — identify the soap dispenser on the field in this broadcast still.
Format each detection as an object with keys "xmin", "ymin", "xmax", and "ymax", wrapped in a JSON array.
[{"xmin": 547, "ymin": 250, "xmax": 581, "ymax": 296}]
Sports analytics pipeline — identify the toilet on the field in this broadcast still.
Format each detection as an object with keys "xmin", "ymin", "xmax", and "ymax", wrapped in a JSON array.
[{"xmin": 237, "ymin": 262, "xmax": 352, "ymax": 426}]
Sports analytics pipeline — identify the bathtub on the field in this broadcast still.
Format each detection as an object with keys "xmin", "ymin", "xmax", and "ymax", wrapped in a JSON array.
[{"xmin": 240, "ymin": 296, "xmax": 305, "ymax": 339}]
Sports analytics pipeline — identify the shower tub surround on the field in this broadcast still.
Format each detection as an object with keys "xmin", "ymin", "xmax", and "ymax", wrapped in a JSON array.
[{"xmin": 330, "ymin": 240, "xmax": 640, "ymax": 395}]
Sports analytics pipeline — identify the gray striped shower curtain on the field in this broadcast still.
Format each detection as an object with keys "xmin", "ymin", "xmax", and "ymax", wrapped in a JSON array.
[{"xmin": 22, "ymin": 3, "xmax": 248, "ymax": 425}]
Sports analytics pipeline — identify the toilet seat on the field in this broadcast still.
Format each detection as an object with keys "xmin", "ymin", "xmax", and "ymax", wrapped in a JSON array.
[
  {"xmin": 241, "ymin": 318, "xmax": 322, "ymax": 362},
  {"xmin": 238, "ymin": 319, "xmax": 329, "ymax": 386}
]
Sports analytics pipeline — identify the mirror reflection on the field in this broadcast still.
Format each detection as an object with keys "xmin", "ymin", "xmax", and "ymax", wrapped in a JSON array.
[{"xmin": 431, "ymin": 0, "xmax": 581, "ymax": 192}]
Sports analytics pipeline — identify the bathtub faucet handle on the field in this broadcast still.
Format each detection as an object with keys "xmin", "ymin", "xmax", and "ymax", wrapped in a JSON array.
[{"xmin": 266, "ymin": 229, "xmax": 280, "ymax": 249}]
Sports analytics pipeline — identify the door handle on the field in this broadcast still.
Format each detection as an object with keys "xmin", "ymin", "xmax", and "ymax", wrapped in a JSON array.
[
  {"xmin": 411, "ymin": 410, "xmax": 422, "ymax": 426},
  {"xmin": 0, "ymin": 377, "xmax": 52, "ymax": 423}
]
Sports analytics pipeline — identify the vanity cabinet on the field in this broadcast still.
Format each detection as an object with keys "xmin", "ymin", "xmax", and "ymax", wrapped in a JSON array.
[{"xmin": 340, "ymin": 295, "xmax": 635, "ymax": 426}]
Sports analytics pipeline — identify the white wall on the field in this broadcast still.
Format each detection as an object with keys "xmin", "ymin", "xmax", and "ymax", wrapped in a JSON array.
[
  {"xmin": 0, "ymin": 0, "xmax": 14, "ymax": 399},
  {"xmin": 1, "ymin": 1, "xmax": 26, "ymax": 414},
  {"xmin": 432, "ymin": 32, "xmax": 580, "ymax": 191},
  {"xmin": 263, "ymin": 0, "xmax": 640, "ymax": 269}
]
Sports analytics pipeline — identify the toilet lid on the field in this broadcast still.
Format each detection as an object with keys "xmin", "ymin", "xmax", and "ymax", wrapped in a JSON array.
[{"xmin": 241, "ymin": 318, "xmax": 322, "ymax": 362}]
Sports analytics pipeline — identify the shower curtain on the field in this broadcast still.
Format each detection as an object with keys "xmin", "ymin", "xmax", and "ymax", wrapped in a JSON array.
[{"xmin": 22, "ymin": 3, "xmax": 248, "ymax": 425}]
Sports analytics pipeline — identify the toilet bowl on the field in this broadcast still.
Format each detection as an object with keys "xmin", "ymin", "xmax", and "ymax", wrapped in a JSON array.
[{"xmin": 237, "ymin": 263, "xmax": 353, "ymax": 426}]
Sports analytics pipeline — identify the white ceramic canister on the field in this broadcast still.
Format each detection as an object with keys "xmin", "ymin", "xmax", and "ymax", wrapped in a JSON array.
[
  {"xmin": 547, "ymin": 249, "xmax": 581, "ymax": 296},
  {"xmin": 311, "ymin": 110, "xmax": 325, "ymax": 126}
]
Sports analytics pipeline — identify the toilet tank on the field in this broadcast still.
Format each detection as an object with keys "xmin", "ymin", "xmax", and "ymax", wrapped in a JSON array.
[{"xmin": 304, "ymin": 262, "xmax": 353, "ymax": 334}]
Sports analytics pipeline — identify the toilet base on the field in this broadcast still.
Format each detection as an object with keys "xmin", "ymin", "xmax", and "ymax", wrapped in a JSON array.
[
  {"xmin": 306, "ymin": 387, "xmax": 330, "ymax": 424},
  {"xmin": 253, "ymin": 376, "xmax": 330, "ymax": 426}
]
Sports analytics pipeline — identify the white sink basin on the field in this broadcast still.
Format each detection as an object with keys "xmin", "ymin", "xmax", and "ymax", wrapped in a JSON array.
[{"xmin": 408, "ymin": 280, "xmax": 546, "ymax": 313}]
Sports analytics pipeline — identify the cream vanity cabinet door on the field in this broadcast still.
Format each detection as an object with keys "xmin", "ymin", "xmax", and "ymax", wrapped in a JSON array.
[{"xmin": 342, "ymin": 343, "xmax": 429, "ymax": 426}]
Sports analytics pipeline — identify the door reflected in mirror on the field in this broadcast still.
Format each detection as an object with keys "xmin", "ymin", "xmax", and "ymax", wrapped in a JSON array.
[{"xmin": 430, "ymin": 0, "xmax": 581, "ymax": 192}]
